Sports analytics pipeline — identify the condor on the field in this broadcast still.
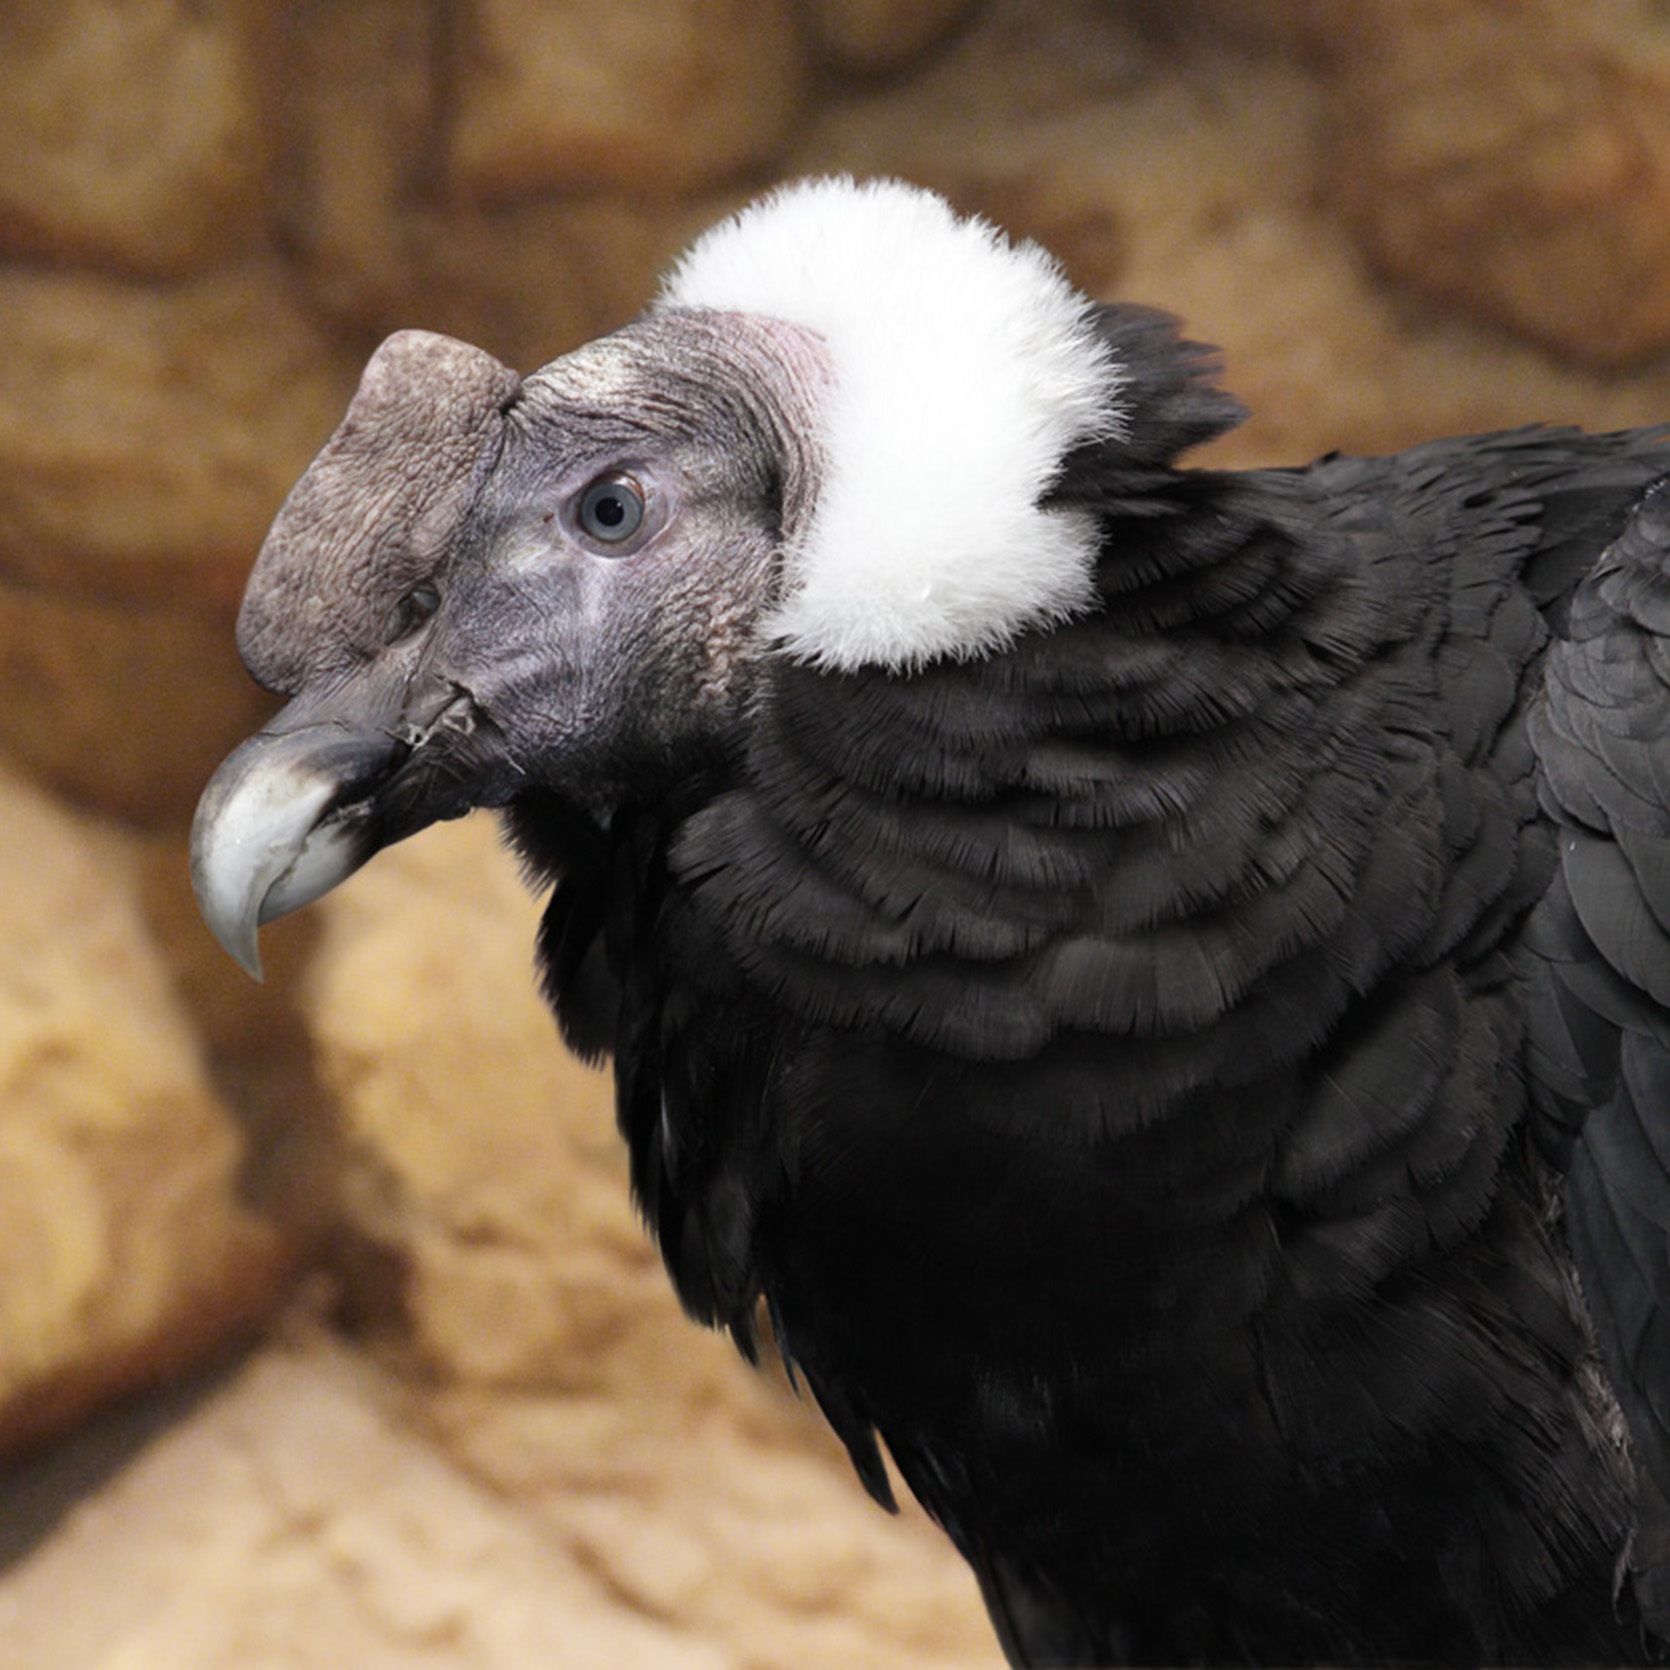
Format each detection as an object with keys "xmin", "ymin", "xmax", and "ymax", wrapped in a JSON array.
[{"xmin": 193, "ymin": 177, "xmax": 1670, "ymax": 1666}]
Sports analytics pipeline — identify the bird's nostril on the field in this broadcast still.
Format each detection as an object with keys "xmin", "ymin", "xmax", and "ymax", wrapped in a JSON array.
[
  {"xmin": 396, "ymin": 690, "xmax": 479, "ymax": 750},
  {"xmin": 438, "ymin": 693, "xmax": 478, "ymax": 735}
]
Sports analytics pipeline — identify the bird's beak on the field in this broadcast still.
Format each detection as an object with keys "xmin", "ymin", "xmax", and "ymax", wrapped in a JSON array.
[
  {"xmin": 189, "ymin": 716, "xmax": 406, "ymax": 980},
  {"xmin": 193, "ymin": 670, "xmax": 506, "ymax": 979}
]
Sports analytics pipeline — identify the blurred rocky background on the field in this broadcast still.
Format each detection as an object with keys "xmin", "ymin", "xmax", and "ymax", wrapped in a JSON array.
[{"xmin": 3, "ymin": 0, "xmax": 1670, "ymax": 1664}]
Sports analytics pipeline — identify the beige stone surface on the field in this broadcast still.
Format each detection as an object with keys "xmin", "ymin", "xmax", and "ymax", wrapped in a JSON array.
[
  {"xmin": 275, "ymin": 5, "xmax": 758, "ymax": 365},
  {"xmin": 135, "ymin": 831, "xmax": 338, "ymax": 1257},
  {"xmin": 274, "ymin": 0, "xmax": 445, "ymax": 339},
  {"xmin": 0, "ymin": 582, "xmax": 274, "ymax": 827},
  {"xmin": 0, "ymin": 260, "xmax": 360, "ymax": 822},
  {"xmin": 433, "ymin": 1383, "xmax": 999, "ymax": 1669},
  {"xmin": 301, "ymin": 815, "xmax": 658, "ymax": 1387},
  {"xmin": 804, "ymin": 0, "xmax": 982, "ymax": 74},
  {"xmin": 448, "ymin": 0, "xmax": 805, "ymax": 202},
  {"xmin": 0, "ymin": 1336, "xmax": 738, "ymax": 1670},
  {"xmin": 391, "ymin": 197, "xmax": 648, "ymax": 375},
  {"xmin": 1322, "ymin": 1, "xmax": 1670, "ymax": 368},
  {"xmin": 0, "ymin": 261, "xmax": 360, "ymax": 609},
  {"xmin": 0, "ymin": 765, "xmax": 289, "ymax": 1454},
  {"xmin": 0, "ymin": 1331, "xmax": 996, "ymax": 1668},
  {"xmin": 274, "ymin": 0, "xmax": 617, "ymax": 368},
  {"xmin": 0, "ymin": 0, "xmax": 273, "ymax": 275},
  {"xmin": 1083, "ymin": 51, "xmax": 1670, "ymax": 467}
]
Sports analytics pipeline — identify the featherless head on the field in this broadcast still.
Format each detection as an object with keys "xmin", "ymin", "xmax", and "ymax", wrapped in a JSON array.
[{"xmin": 190, "ymin": 177, "xmax": 1128, "ymax": 974}]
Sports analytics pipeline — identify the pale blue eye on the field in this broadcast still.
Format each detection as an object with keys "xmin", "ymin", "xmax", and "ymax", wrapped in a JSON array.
[{"xmin": 577, "ymin": 474, "xmax": 645, "ymax": 546}]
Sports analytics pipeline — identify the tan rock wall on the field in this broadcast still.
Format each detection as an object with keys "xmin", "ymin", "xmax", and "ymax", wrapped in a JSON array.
[
  {"xmin": 0, "ymin": 1, "xmax": 274, "ymax": 276},
  {"xmin": 4, "ymin": 0, "xmax": 1670, "ymax": 1665},
  {"xmin": 0, "ymin": 765, "xmax": 288, "ymax": 1452},
  {"xmin": 448, "ymin": 0, "xmax": 808, "ymax": 201}
]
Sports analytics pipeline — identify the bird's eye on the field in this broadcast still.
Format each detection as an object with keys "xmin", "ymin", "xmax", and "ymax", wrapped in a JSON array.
[
  {"xmin": 382, "ymin": 581, "xmax": 440, "ymax": 645},
  {"xmin": 576, "ymin": 474, "xmax": 646, "ymax": 547}
]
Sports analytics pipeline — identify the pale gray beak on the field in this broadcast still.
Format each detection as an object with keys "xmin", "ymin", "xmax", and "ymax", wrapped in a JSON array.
[{"xmin": 189, "ymin": 723, "xmax": 401, "ymax": 980}]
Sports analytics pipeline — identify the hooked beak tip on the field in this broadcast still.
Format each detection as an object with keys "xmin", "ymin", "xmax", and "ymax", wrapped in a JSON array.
[
  {"xmin": 214, "ymin": 901, "xmax": 267, "ymax": 983},
  {"xmin": 189, "ymin": 722, "xmax": 398, "ymax": 979},
  {"xmin": 192, "ymin": 844, "xmax": 266, "ymax": 980}
]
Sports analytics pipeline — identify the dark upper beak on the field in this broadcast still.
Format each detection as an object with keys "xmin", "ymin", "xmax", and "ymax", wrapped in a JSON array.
[{"xmin": 190, "ymin": 677, "xmax": 498, "ymax": 979}]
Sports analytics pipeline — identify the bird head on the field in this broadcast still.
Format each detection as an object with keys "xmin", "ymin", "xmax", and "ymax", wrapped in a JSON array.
[{"xmin": 190, "ymin": 177, "xmax": 1124, "ymax": 976}]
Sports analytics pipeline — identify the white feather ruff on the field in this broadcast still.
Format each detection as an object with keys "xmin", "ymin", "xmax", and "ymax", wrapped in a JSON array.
[{"xmin": 657, "ymin": 177, "xmax": 1125, "ymax": 672}]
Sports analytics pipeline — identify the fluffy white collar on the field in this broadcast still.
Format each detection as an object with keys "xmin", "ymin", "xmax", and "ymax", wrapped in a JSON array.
[{"xmin": 657, "ymin": 177, "xmax": 1125, "ymax": 672}]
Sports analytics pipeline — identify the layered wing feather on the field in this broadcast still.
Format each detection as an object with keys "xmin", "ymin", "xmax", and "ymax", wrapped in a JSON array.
[{"xmin": 1527, "ymin": 482, "xmax": 1670, "ymax": 1630}]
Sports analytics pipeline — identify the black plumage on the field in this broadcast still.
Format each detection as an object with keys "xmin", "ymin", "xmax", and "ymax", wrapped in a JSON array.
[
  {"xmin": 517, "ymin": 402, "xmax": 1670, "ymax": 1665},
  {"xmin": 191, "ymin": 180, "xmax": 1670, "ymax": 1666}
]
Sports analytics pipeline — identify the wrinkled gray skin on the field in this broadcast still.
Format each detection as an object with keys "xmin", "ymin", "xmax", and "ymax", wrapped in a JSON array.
[{"xmin": 191, "ymin": 311, "xmax": 828, "ymax": 976}]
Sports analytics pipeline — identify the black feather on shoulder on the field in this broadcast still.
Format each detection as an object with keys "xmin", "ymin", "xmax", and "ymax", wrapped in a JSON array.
[{"xmin": 1071, "ymin": 303, "xmax": 1247, "ymax": 468}]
